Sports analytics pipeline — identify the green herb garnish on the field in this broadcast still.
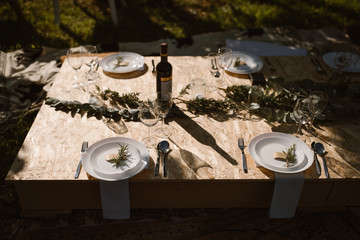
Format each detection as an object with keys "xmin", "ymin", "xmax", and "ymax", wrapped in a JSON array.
[
  {"xmin": 233, "ymin": 57, "xmax": 246, "ymax": 67},
  {"xmin": 283, "ymin": 144, "xmax": 297, "ymax": 167},
  {"xmin": 113, "ymin": 57, "xmax": 128, "ymax": 69},
  {"xmin": 106, "ymin": 143, "xmax": 129, "ymax": 168}
]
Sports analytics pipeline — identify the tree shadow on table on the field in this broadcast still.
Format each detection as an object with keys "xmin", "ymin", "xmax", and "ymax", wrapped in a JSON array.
[{"xmin": 168, "ymin": 105, "xmax": 238, "ymax": 166}]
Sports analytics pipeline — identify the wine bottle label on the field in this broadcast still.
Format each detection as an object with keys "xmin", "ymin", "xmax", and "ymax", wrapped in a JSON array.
[
  {"xmin": 160, "ymin": 76, "xmax": 172, "ymax": 82},
  {"xmin": 160, "ymin": 80, "xmax": 172, "ymax": 94}
]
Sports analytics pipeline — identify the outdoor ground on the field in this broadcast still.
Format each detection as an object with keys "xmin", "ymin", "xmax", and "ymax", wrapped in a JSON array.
[{"xmin": 1, "ymin": 1, "xmax": 360, "ymax": 239}]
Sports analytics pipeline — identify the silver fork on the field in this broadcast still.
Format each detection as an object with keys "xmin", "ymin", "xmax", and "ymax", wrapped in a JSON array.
[
  {"xmin": 74, "ymin": 141, "xmax": 88, "ymax": 179},
  {"xmin": 238, "ymin": 136, "xmax": 248, "ymax": 173}
]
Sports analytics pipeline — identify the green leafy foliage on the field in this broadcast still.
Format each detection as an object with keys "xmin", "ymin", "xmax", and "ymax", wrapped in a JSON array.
[
  {"xmin": 283, "ymin": 144, "xmax": 297, "ymax": 168},
  {"xmin": 180, "ymin": 77, "xmax": 360, "ymax": 123},
  {"xmin": 106, "ymin": 143, "xmax": 129, "ymax": 168},
  {"xmin": 100, "ymin": 89, "xmax": 141, "ymax": 109}
]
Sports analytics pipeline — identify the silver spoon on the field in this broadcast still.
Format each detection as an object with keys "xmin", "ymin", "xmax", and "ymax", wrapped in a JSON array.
[
  {"xmin": 311, "ymin": 141, "xmax": 321, "ymax": 175},
  {"xmin": 154, "ymin": 142, "xmax": 161, "ymax": 176},
  {"xmin": 159, "ymin": 140, "xmax": 170, "ymax": 177},
  {"xmin": 314, "ymin": 142, "xmax": 329, "ymax": 178}
]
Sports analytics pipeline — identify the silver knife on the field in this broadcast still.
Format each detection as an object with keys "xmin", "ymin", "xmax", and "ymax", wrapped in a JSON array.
[{"xmin": 74, "ymin": 141, "xmax": 88, "ymax": 179}]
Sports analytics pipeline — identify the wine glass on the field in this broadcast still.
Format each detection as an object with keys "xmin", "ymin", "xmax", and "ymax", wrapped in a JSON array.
[
  {"xmin": 139, "ymin": 99, "xmax": 159, "ymax": 147},
  {"xmin": 308, "ymin": 91, "xmax": 328, "ymax": 129},
  {"xmin": 217, "ymin": 47, "xmax": 233, "ymax": 87},
  {"xmin": 85, "ymin": 71, "xmax": 103, "ymax": 106},
  {"xmin": 245, "ymin": 85, "xmax": 264, "ymax": 120},
  {"xmin": 83, "ymin": 45, "xmax": 99, "ymax": 73},
  {"xmin": 248, "ymin": 85, "xmax": 264, "ymax": 110},
  {"xmin": 67, "ymin": 47, "xmax": 84, "ymax": 88},
  {"xmin": 155, "ymin": 92, "xmax": 173, "ymax": 138},
  {"xmin": 293, "ymin": 98, "xmax": 310, "ymax": 135},
  {"xmin": 207, "ymin": 52, "xmax": 220, "ymax": 89}
]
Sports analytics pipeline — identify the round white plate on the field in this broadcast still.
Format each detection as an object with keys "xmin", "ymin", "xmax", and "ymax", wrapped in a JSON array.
[
  {"xmin": 82, "ymin": 137, "xmax": 149, "ymax": 181},
  {"xmin": 225, "ymin": 51, "xmax": 264, "ymax": 74},
  {"xmin": 249, "ymin": 132, "xmax": 313, "ymax": 173},
  {"xmin": 322, "ymin": 52, "xmax": 360, "ymax": 73},
  {"xmin": 99, "ymin": 52, "xmax": 144, "ymax": 73},
  {"xmin": 90, "ymin": 142, "xmax": 142, "ymax": 179}
]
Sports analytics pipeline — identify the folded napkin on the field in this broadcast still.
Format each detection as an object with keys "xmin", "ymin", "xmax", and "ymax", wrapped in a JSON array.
[
  {"xmin": 226, "ymin": 39, "xmax": 307, "ymax": 56},
  {"xmin": 253, "ymin": 156, "xmax": 305, "ymax": 218},
  {"xmin": 100, "ymin": 180, "xmax": 130, "ymax": 219},
  {"xmin": 270, "ymin": 172, "xmax": 304, "ymax": 218}
]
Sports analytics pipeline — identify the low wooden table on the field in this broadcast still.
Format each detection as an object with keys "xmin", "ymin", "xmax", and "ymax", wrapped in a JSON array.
[{"xmin": 5, "ymin": 54, "xmax": 360, "ymax": 216}]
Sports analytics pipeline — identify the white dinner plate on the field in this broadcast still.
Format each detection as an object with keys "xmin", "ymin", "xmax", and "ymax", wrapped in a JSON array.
[
  {"xmin": 99, "ymin": 52, "xmax": 144, "ymax": 73},
  {"xmin": 248, "ymin": 132, "xmax": 313, "ymax": 173},
  {"xmin": 322, "ymin": 52, "xmax": 360, "ymax": 73},
  {"xmin": 82, "ymin": 137, "xmax": 149, "ymax": 181},
  {"xmin": 225, "ymin": 51, "xmax": 264, "ymax": 74}
]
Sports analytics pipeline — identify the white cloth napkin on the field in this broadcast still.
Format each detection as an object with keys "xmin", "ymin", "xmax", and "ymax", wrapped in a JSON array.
[
  {"xmin": 270, "ymin": 172, "xmax": 304, "ymax": 218},
  {"xmin": 253, "ymin": 155, "xmax": 305, "ymax": 218},
  {"xmin": 226, "ymin": 39, "xmax": 307, "ymax": 56},
  {"xmin": 100, "ymin": 180, "xmax": 130, "ymax": 219}
]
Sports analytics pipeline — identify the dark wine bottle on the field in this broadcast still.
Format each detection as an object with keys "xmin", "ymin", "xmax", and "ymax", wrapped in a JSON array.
[{"xmin": 156, "ymin": 43, "xmax": 172, "ymax": 99}]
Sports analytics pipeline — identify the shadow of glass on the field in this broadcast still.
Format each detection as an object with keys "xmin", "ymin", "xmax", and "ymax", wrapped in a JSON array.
[{"xmin": 169, "ymin": 105, "xmax": 238, "ymax": 166}]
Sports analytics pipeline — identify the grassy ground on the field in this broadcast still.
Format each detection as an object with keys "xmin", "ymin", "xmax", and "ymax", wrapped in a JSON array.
[{"xmin": 1, "ymin": 0, "xmax": 360, "ymax": 51}]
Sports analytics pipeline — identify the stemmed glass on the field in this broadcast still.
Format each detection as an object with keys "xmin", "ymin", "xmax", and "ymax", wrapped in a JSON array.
[
  {"xmin": 85, "ymin": 71, "xmax": 103, "ymax": 106},
  {"xmin": 155, "ymin": 92, "xmax": 173, "ymax": 138},
  {"xmin": 139, "ymin": 99, "xmax": 159, "ymax": 147},
  {"xmin": 83, "ymin": 45, "xmax": 99, "ymax": 73},
  {"xmin": 308, "ymin": 91, "xmax": 328, "ymax": 129},
  {"xmin": 67, "ymin": 47, "xmax": 84, "ymax": 88},
  {"xmin": 293, "ymin": 98, "xmax": 310, "ymax": 135},
  {"xmin": 217, "ymin": 47, "xmax": 233, "ymax": 87},
  {"xmin": 207, "ymin": 52, "xmax": 220, "ymax": 90}
]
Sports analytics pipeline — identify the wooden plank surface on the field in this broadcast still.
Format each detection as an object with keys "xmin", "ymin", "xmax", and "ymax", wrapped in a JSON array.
[{"xmin": 5, "ymin": 55, "xmax": 360, "ymax": 211}]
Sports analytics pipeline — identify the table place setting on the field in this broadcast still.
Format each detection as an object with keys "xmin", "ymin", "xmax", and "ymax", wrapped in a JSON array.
[
  {"xmin": 99, "ymin": 52, "xmax": 145, "ymax": 74},
  {"xmin": 99, "ymin": 52, "xmax": 147, "ymax": 79},
  {"xmin": 249, "ymin": 132, "xmax": 313, "ymax": 218},
  {"xmin": 322, "ymin": 51, "xmax": 360, "ymax": 73},
  {"xmin": 80, "ymin": 137, "xmax": 150, "ymax": 219}
]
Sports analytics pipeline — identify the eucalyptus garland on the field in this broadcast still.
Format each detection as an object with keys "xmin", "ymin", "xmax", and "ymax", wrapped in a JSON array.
[
  {"xmin": 45, "ymin": 76, "xmax": 360, "ymax": 124},
  {"xmin": 178, "ymin": 76, "xmax": 360, "ymax": 123},
  {"xmin": 45, "ymin": 91, "xmax": 140, "ymax": 122}
]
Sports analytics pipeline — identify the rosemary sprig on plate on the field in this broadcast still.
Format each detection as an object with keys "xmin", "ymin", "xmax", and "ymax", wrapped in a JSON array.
[
  {"xmin": 106, "ymin": 143, "xmax": 129, "ymax": 168},
  {"xmin": 283, "ymin": 144, "xmax": 297, "ymax": 167},
  {"xmin": 113, "ymin": 57, "xmax": 129, "ymax": 69},
  {"xmin": 233, "ymin": 57, "xmax": 246, "ymax": 67}
]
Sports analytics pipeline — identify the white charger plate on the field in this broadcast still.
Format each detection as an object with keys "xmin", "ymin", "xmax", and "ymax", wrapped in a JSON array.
[
  {"xmin": 225, "ymin": 51, "xmax": 264, "ymax": 74},
  {"xmin": 249, "ymin": 132, "xmax": 313, "ymax": 173},
  {"xmin": 322, "ymin": 52, "xmax": 360, "ymax": 73},
  {"xmin": 99, "ymin": 52, "xmax": 144, "ymax": 73},
  {"xmin": 82, "ymin": 137, "xmax": 149, "ymax": 181}
]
